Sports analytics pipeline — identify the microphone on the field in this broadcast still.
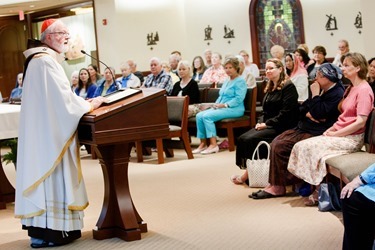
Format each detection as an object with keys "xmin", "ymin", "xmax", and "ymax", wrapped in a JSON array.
[{"xmin": 80, "ymin": 50, "xmax": 119, "ymax": 90}]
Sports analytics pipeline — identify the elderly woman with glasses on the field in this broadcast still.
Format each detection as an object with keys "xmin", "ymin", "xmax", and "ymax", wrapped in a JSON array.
[
  {"xmin": 230, "ymin": 58, "xmax": 299, "ymax": 184},
  {"xmin": 307, "ymin": 45, "xmax": 329, "ymax": 80},
  {"xmin": 287, "ymin": 52, "xmax": 374, "ymax": 206}
]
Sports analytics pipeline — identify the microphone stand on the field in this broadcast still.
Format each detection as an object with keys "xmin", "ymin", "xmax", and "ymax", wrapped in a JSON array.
[{"xmin": 81, "ymin": 50, "xmax": 119, "ymax": 90}]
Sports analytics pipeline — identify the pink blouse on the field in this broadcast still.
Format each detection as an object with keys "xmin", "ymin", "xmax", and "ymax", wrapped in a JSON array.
[
  {"xmin": 200, "ymin": 65, "xmax": 227, "ymax": 84},
  {"xmin": 333, "ymin": 82, "xmax": 374, "ymax": 134}
]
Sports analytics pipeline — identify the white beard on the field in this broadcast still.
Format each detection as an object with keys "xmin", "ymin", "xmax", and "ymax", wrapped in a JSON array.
[
  {"xmin": 61, "ymin": 44, "xmax": 69, "ymax": 53},
  {"xmin": 51, "ymin": 40, "xmax": 68, "ymax": 54}
]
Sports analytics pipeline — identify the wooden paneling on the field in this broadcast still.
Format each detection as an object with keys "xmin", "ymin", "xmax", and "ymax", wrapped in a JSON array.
[{"xmin": 0, "ymin": 17, "xmax": 27, "ymax": 98}]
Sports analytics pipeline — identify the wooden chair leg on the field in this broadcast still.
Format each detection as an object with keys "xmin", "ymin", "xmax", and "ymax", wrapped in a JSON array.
[
  {"xmin": 339, "ymin": 173, "xmax": 345, "ymax": 190},
  {"xmin": 91, "ymin": 145, "xmax": 97, "ymax": 159},
  {"xmin": 182, "ymin": 135, "xmax": 194, "ymax": 159},
  {"xmin": 226, "ymin": 127, "xmax": 235, "ymax": 151},
  {"xmin": 156, "ymin": 138, "xmax": 164, "ymax": 164},
  {"xmin": 135, "ymin": 141, "xmax": 143, "ymax": 162}
]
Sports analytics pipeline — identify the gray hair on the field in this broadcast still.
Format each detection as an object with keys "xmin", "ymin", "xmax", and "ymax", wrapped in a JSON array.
[
  {"xmin": 70, "ymin": 70, "xmax": 79, "ymax": 78},
  {"xmin": 120, "ymin": 62, "xmax": 130, "ymax": 70},
  {"xmin": 235, "ymin": 55, "xmax": 245, "ymax": 64},
  {"xmin": 270, "ymin": 45, "xmax": 285, "ymax": 57},
  {"xmin": 150, "ymin": 57, "xmax": 161, "ymax": 65},
  {"xmin": 169, "ymin": 53, "xmax": 181, "ymax": 62}
]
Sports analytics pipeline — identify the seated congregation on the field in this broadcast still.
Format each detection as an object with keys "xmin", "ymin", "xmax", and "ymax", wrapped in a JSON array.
[
  {"xmin": 230, "ymin": 52, "xmax": 375, "ymax": 249},
  {"xmin": 231, "ymin": 53, "xmax": 373, "ymax": 202},
  {"xmin": 9, "ymin": 14, "xmax": 375, "ymax": 250},
  {"xmin": 21, "ymin": 32, "xmax": 375, "ymax": 249}
]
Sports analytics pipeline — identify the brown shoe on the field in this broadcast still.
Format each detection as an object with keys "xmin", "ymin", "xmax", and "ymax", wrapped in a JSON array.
[{"xmin": 304, "ymin": 191, "xmax": 319, "ymax": 206}]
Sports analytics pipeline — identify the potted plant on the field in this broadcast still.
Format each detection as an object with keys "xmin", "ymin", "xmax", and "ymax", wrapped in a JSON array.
[{"xmin": 1, "ymin": 138, "xmax": 17, "ymax": 168}]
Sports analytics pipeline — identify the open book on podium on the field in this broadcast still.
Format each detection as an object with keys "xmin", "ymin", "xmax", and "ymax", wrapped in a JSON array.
[{"xmin": 103, "ymin": 88, "xmax": 142, "ymax": 105}]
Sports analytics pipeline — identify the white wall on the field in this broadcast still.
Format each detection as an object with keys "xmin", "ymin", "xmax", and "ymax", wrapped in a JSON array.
[
  {"xmin": 360, "ymin": 0, "xmax": 375, "ymax": 59},
  {"xmin": 94, "ymin": 0, "xmax": 252, "ymax": 72},
  {"xmin": 92, "ymin": 0, "xmax": 374, "ymax": 72},
  {"xmin": 300, "ymin": 0, "xmax": 364, "ymax": 58},
  {"xmin": 183, "ymin": 0, "xmax": 251, "ymax": 61}
]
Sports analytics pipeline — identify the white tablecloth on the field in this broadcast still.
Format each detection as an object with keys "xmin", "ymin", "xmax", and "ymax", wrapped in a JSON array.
[{"xmin": 0, "ymin": 104, "xmax": 21, "ymax": 140}]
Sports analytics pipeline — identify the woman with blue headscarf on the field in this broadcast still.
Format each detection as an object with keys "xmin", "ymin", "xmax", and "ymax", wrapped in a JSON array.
[
  {"xmin": 247, "ymin": 63, "xmax": 345, "ymax": 199},
  {"xmin": 287, "ymin": 53, "xmax": 374, "ymax": 205}
]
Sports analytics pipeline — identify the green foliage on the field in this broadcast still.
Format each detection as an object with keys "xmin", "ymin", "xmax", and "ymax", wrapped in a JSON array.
[{"xmin": 0, "ymin": 138, "xmax": 17, "ymax": 164}]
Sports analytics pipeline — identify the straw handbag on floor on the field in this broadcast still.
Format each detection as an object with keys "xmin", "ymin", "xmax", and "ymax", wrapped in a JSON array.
[{"xmin": 246, "ymin": 141, "xmax": 270, "ymax": 188}]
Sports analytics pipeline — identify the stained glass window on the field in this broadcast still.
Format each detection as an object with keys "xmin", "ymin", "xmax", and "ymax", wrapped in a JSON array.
[{"xmin": 253, "ymin": 0, "xmax": 304, "ymax": 68}]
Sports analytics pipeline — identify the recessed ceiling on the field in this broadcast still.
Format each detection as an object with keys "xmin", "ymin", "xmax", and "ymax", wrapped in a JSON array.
[{"xmin": 0, "ymin": 0, "xmax": 83, "ymax": 17}]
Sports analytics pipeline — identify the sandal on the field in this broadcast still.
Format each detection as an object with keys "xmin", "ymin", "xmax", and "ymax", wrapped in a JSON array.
[
  {"xmin": 230, "ymin": 175, "xmax": 244, "ymax": 185},
  {"xmin": 250, "ymin": 190, "xmax": 279, "ymax": 199},
  {"xmin": 304, "ymin": 190, "xmax": 319, "ymax": 206}
]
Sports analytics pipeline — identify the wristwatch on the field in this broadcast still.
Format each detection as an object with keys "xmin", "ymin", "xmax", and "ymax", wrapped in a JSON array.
[{"xmin": 359, "ymin": 174, "xmax": 367, "ymax": 185}]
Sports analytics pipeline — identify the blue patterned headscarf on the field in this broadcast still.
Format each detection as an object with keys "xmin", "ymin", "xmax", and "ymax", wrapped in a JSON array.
[{"xmin": 318, "ymin": 63, "xmax": 343, "ymax": 84}]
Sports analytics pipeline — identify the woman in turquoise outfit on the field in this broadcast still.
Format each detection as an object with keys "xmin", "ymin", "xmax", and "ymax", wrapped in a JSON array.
[{"xmin": 193, "ymin": 57, "xmax": 247, "ymax": 155}]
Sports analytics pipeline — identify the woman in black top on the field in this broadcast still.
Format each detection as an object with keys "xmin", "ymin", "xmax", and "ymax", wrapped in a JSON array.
[
  {"xmin": 170, "ymin": 60, "xmax": 200, "ymax": 104},
  {"xmin": 231, "ymin": 58, "xmax": 299, "ymax": 184}
]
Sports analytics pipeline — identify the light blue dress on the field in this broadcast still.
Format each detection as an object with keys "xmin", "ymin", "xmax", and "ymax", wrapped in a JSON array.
[
  {"xmin": 196, "ymin": 76, "xmax": 247, "ymax": 139},
  {"xmin": 10, "ymin": 87, "xmax": 22, "ymax": 98}
]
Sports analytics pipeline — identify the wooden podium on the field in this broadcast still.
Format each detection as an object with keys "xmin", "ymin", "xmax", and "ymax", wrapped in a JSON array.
[{"xmin": 78, "ymin": 88, "xmax": 168, "ymax": 241}]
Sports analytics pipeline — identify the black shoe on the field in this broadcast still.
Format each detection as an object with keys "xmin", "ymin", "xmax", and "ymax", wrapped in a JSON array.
[
  {"xmin": 30, "ymin": 241, "xmax": 50, "ymax": 248},
  {"xmin": 250, "ymin": 190, "xmax": 283, "ymax": 199},
  {"xmin": 30, "ymin": 241, "xmax": 62, "ymax": 248},
  {"xmin": 250, "ymin": 190, "xmax": 262, "ymax": 197}
]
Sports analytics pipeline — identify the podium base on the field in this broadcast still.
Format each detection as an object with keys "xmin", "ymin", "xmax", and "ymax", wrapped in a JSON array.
[{"xmin": 93, "ymin": 222, "xmax": 147, "ymax": 241}]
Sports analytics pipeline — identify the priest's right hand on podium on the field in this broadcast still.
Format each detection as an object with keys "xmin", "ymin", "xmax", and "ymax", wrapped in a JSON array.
[{"xmin": 87, "ymin": 96, "xmax": 107, "ymax": 111}]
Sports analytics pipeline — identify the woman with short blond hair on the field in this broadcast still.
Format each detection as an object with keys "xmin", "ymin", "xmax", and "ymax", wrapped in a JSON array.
[{"xmin": 193, "ymin": 57, "xmax": 247, "ymax": 154}]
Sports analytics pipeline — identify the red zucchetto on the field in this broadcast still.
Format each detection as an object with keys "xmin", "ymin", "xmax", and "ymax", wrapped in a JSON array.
[{"xmin": 41, "ymin": 19, "xmax": 57, "ymax": 33}]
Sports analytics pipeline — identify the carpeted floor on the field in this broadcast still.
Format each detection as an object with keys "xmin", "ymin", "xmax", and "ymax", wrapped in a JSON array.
[{"xmin": 0, "ymin": 140, "xmax": 344, "ymax": 249}]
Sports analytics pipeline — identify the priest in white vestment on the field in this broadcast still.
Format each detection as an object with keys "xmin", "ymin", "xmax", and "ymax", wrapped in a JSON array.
[{"xmin": 15, "ymin": 19, "xmax": 104, "ymax": 248}]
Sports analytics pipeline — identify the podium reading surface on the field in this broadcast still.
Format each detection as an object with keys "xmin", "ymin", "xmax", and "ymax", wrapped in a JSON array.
[{"xmin": 78, "ymin": 88, "xmax": 168, "ymax": 241}]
